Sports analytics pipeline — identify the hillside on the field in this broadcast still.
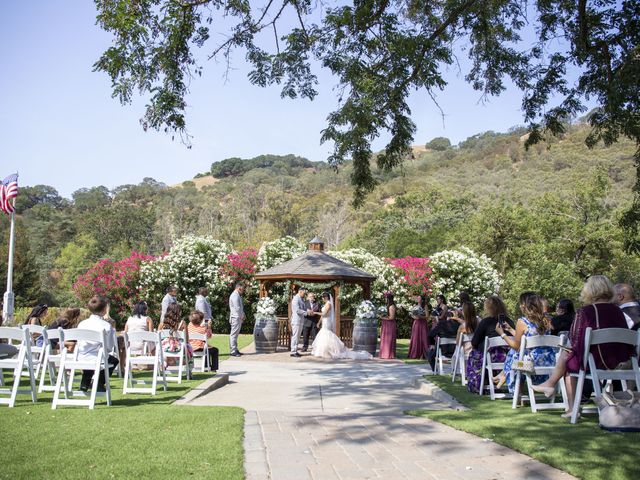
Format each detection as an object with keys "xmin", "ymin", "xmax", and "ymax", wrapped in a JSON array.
[{"xmin": 3, "ymin": 122, "xmax": 639, "ymax": 310}]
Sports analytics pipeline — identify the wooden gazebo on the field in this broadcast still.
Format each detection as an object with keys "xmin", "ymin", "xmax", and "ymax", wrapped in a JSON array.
[{"xmin": 255, "ymin": 237, "xmax": 375, "ymax": 337}]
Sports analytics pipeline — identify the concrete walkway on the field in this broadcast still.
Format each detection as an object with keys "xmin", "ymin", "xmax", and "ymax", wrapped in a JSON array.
[{"xmin": 190, "ymin": 348, "xmax": 575, "ymax": 480}]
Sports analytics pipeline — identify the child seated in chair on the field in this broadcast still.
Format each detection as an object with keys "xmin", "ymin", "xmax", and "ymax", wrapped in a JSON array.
[
  {"xmin": 161, "ymin": 303, "xmax": 192, "ymax": 366},
  {"xmin": 76, "ymin": 296, "xmax": 119, "ymax": 392},
  {"xmin": 187, "ymin": 311, "xmax": 219, "ymax": 371}
]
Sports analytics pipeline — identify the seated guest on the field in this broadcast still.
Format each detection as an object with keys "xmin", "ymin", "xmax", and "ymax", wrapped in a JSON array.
[
  {"xmin": 24, "ymin": 304, "xmax": 49, "ymax": 346},
  {"xmin": 550, "ymin": 298, "xmax": 575, "ymax": 335},
  {"xmin": 452, "ymin": 302, "xmax": 479, "ymax": 361},
  {"xmin": 48, "ymin": 308, "xmax": 81, "ymax": 351},
  {"xmin": 466, "ymin": 295, "xmax": 513, "ymax": 393},
  {"xmin": 614, "ymin": 283, "xmax": 640, "ymax": 330},
  {"xmin": 532, "ymin": 275, "xmax": 635, "ymax": 418},
  {"xmin": 187, "ymin": 311, "xmax": 219, "ymax": 371},
  {"xmin": 76, "ymin": 296, "xmax": 119, "ymax": 392},
  {"xmin": 160, "ymin": 303, "xmax": 191, "ymax": 365},
  {"xmin": 124, "ymin": 301, "xmax": 154, "ymax": 355},
  {"xmin": 495, "ymin": 293, "xmax": 555, "ymax": 392},
  {"xmin": 427, "ymin": 295, "xmax": 459, "ymax": 371},
  {"xmin": 0, "ymin": 307, "xmax": 19, "ymax": 359}
]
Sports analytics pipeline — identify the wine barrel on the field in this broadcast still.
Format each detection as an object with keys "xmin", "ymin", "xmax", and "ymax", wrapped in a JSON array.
[
  {"xmin": 253, "ymin": 317, "xmax": 278, "ymax": 353},
  {"xmin": 352, "ymin": 321, "xmax": 378, "ymax": 356}
]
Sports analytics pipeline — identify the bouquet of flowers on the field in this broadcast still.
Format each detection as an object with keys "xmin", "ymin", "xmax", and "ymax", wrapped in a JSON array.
[
  {"xmin": 355, "ymin": 300, "xmax": 377, "ymax": 324},
  {"xmin": 377, "ymin": 305, "xmax": 388, "ymax": 317},
  {"xmin": 256, "ymin": 297, "xmax": 277, "ymax": 320},
  {"xmin": 410, "ymin": 305, "xmax": 425, "ymax": 319}
]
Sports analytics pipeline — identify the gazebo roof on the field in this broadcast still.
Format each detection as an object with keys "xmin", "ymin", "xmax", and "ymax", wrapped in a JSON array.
[{"xmin": 255, "ymin": 250, "xmax": 376, "ymax": 283}]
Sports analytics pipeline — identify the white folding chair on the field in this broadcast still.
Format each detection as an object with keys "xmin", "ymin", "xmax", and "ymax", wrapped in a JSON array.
[
  {"xmin": 511, "ymin": 335, "xmax": 569, "ymax": 412},
  {"xmin": 123, "ymin": 331, "xmax": 167, "ymax": 395},
  {"xmin": 158, "ymin": 330, "xmax": 191, "ymax": 383},
  {"xmin": 190, "ymin": 332, "xmax": 211, "ymax": 372},
  {"xmin": 451, "ymin": 334, "xmax": 471, "ymax": 385},
  {"xmin": 435, "ymin": 337, "xmax": 457, "ymax": 375},
  {"xmin": 21, "ymin": 324, "xmax": 47, "ymax": 379},
  {"xmin": 0, "ymin": 327, "xmax": 37, "ymax": 407},
  {"xmin": 39, "ymin": 327, "xmax": 68, "ymax": 393},
  {"xmin": 570, "ymin": 328, "xmax": 640, "ymax": 424},
  {"xmin": 479, "ymin": 336, "xmax": 510, "ymax": 400},
  {"xmin": 109, "ymin": 329, "xmax": 123, "ymax": 378},
  {"xmin": 52, "ymin": 329, "xmax": 112, "ymax": 410}
]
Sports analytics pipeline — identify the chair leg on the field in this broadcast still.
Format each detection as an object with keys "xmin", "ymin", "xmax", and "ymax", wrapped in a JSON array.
[
  {"xmin": 571, "ymin": 373, "xmax": 585, "ymax": 424},
  {"xmin": 479, "ymin": 356, "xmax": 487, "ymax": 396},
  {"xmin": 104, "ymin": 362, "xmax": 112, "ymax": 407},
  {"xmin": 512, "ymin": 372, "xmax": 521, "ymax": 409},
  {"xmin": 52, "ymin": 355, "xmax": 66, "ymax": 410},
  {"xmin": 151, "ymin": 360, "xmax": 158, "ymax": 395},
  {"xmin": 123, "ymin": 358, "xmax": 131, "ymax": 394},
  {"xmin": 559, "ymin": 376, "xmax": 569, "ymax": 411}
]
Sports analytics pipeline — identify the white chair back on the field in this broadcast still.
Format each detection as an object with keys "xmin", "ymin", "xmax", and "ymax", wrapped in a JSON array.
[
  {"xmin": 52, "ymin": 328, "xmax": 112, "ymax": 410},
  {"xmin": 189, "ymin": 332, "xmax": 211, "ymax": 372},
  {"xmin": 0, "ymin": 327, "xmax": 37, "ymax": 407},
  {"xmin": 122, "ymin": 331, "xmax": 167, "ymax": 395},
  {"xmin": 435, "ymin": 336, "xmax": 457, "ymax": 375},
  {"xmin": 451, "ymin": 333, "xmax": 471, "ymax": 385},
  {"xmin": 569, "ymin": 327, "xmax": 640, "ymax": 424},
  {"xmin": 479, "ymin": 335, "xmax": 509, "ymax": 399},
  {"xmin": 38, "ymin": 327, "xmax": 67, "ymax": 393},
  {"xmin": 511, "ymin": 334, "xmax": 568, "ymax": 412}
]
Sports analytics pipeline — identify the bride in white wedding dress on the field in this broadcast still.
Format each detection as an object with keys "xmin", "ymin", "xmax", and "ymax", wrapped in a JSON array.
[{"xmin": 311, "ymin": 292, "xmax": 372, "ymax": 360}]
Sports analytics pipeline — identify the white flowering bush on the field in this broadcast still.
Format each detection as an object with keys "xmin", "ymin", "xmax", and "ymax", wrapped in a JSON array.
[
  {"xmin": 328, "ymin": 248, "xmax": 412, "ymax": 314},
  {"xmin": 138, "ymin": 235, "xmax": 232, "ymax": 326},
  {"xmin": 256, "ymin": 296, "xmax": 277, "ymax": 320},
  {"xmin": 429, "ymin": 247, "xmax": 502, "ymax": 308},
  {"xmin": 257, "ymin": 236, "xmax": 305, "ymax": 270},
  {"xmin": 355, "ymin": 300, "xmax": 377, "ymax": 323}
]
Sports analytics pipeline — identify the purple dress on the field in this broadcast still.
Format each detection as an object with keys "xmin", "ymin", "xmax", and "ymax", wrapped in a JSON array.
[
  {"xmin": 408, "ymin": 317, "xmax": 429, "ymax": 359},
  {"xmin": 379, "ymin": 319, "xmax": 397, "ymax": 359}
]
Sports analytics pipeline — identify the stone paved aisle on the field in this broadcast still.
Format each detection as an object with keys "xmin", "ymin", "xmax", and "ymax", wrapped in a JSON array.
[{"xmin": 190, "ymin": 349, "xmax": 575, "ymax": 480}]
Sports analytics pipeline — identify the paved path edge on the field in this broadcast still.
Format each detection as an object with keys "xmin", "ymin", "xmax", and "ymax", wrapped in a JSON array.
[
  {"xmin": 412, "ymin": 377, "xmax": 469, "ymax": 411},
  {"xmin": 173, "ymin": 373, "xmax": 230, "ymax": 405}
]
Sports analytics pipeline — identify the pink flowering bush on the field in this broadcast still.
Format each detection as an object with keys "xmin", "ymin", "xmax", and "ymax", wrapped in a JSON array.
[
  {"xmin": 388, "ymin": 257, "xmax": 432, "ymax": 296},
  {"xmin": 73, "ymin": 251, "xmax": 155, "ymax": 326},
  {"xmin": 219, "ymin": 249, "xmax": 257, "ymax": 286}
]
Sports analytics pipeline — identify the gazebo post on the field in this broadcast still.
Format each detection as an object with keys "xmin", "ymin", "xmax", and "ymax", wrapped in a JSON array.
[
  {"xmin": 259, "ymin": 281, "xmax": 267, "ymax": 299},
  {"xmin": 333, "ymin": 284, "xmax": 341, "ymax": 337},
  {"xmin": 362, "ymin": 281, "xmax": 372, "ymax": 300}
]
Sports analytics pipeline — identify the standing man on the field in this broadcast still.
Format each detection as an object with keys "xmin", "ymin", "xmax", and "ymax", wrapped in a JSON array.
[
  {"xmin": 301, "ymin": 292, "xmax": 321, "ymax": 352},
  {"xmin": 161, "ymin": 285, "xmax": 178, "ymax": 323},
  {"xmin": 290, "ymin": 287, "xmax": 308, "ymax": 358},
  {"xmin": 195, "ymin": 287, "xmax": 213, "ymax": 323},
  {"xmin": 614, "ymin": 283, "xmax": 640, "ymax": 330},
  {"xmin": 229, "ymin": 282, "xmax": 245, "ymax": 357}
]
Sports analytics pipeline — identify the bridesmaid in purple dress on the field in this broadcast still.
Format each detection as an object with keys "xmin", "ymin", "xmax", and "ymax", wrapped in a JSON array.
[
  {"xmin": 408, "ymin": 294, "xmax": 430, "ymax": 359},
  {"xmin": 379, "ymin": 293, "xmax": 397, "ymax": 359}
]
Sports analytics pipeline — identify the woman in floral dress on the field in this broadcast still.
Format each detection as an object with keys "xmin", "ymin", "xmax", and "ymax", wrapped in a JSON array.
[
  {"xmin": 495, "ymin": 293, "xmax": 555, "ymax": 393},
  {"xmin": 465, "ymin": 295, "xmax": 513, "ymax": 394}
]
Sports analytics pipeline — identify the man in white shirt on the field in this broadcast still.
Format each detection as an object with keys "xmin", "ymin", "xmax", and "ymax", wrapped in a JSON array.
[
  {"xmin": 614, "ymin": 283, "xmax": 640, "ymax": 330},
  {"xmin": 77, "ymin": 296, "xmax": 118, "ymax": 392},
  {"xmin": 161, "ymin": 285, "xmax": 178, "ymax": 322},
  {"xmin": 195, "ymin": 287, "xmax": 213, "ymax": 322}
]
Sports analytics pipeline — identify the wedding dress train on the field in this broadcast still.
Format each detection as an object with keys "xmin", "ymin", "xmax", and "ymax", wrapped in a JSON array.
[{"xmin": 311, "ymin": 297, "xmax": 372, "ymax": 360}]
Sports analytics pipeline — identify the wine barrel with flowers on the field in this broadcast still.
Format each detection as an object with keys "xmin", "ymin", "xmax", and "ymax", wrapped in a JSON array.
[
  {"xmin": 253, "ymin": 297, "xmax": 278, "ymax": 353},
  {"xmin": 352, "ymin": 300, "xmax": 378, "ymax": 356}
]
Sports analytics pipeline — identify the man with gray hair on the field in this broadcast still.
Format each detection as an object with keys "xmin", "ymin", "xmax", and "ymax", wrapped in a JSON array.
[
  {"xmin": 615, "ymin": 283, "xmax": 640, "ymax": 330},
  {"xmin": 228, "ymin": 282, "xmax": 245, "ymax": 357}
]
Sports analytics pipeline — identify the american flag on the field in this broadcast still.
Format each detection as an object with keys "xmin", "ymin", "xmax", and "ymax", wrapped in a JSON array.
[{"xmin": 0, "ymin": 173, "xmax": 18, "ymax": 215}]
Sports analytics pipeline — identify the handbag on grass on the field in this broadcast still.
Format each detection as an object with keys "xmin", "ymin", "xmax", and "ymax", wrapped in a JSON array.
[
  {"xmin": 596, "ymin": 391, "xmax": 640, "ymax": 432},
  {"xmin": 512, "ymin": 355, "xmax": 535, "ymax": 374}
]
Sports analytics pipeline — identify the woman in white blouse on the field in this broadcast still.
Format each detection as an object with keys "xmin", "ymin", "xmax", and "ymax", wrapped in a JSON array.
[{"xmin": 124, "ymin": 301, "xmax": 154, "ymax": 355}]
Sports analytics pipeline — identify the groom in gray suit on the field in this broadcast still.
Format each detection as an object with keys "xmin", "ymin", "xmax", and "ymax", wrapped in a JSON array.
[{"xmin": 290, "ymin": 287, "xmax": 308, "ymax": 358}]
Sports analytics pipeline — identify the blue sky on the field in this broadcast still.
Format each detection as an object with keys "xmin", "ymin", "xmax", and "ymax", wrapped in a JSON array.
[{"xmin": 2, "ymin": 1, "xmax": 552, "ymax": 198}]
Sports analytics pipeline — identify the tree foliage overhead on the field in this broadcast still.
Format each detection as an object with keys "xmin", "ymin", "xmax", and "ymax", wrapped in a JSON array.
[{"xmin": 94, "ymin": 0, "xmax": 639, "ymax": 242}]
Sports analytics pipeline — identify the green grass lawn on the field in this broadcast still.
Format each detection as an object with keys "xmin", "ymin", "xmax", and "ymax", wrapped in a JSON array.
[
  {"xmin": 396, "ymin": 338, "xmax": 427, "ymax": 364},
  {"xmin": 0, "ymin": 334, "xmax": 253, "ymax": 480},
  {"xmin": 408, "ymin": 375, "xmax": 640, "ymax": 480}
]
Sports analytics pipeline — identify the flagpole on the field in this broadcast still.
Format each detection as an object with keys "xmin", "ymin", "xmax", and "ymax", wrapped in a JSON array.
[{"xmin": 2, "ymin": 198, "xmax": 16, "ymax": 324}]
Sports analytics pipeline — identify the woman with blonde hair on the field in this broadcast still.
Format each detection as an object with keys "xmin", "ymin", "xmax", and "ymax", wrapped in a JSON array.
[
  {"xmin": 532, "ymin": 275, "xmax": 634, "ymax": 418},
  {"xmin": 495, "ymin": 293, "xmax": 555, "ymax": 392}
]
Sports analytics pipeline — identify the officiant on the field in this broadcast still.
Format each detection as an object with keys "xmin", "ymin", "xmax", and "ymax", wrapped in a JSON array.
[{"xmin": 301, "ymin": 292, "xmax": 321, "ymax": 352}]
